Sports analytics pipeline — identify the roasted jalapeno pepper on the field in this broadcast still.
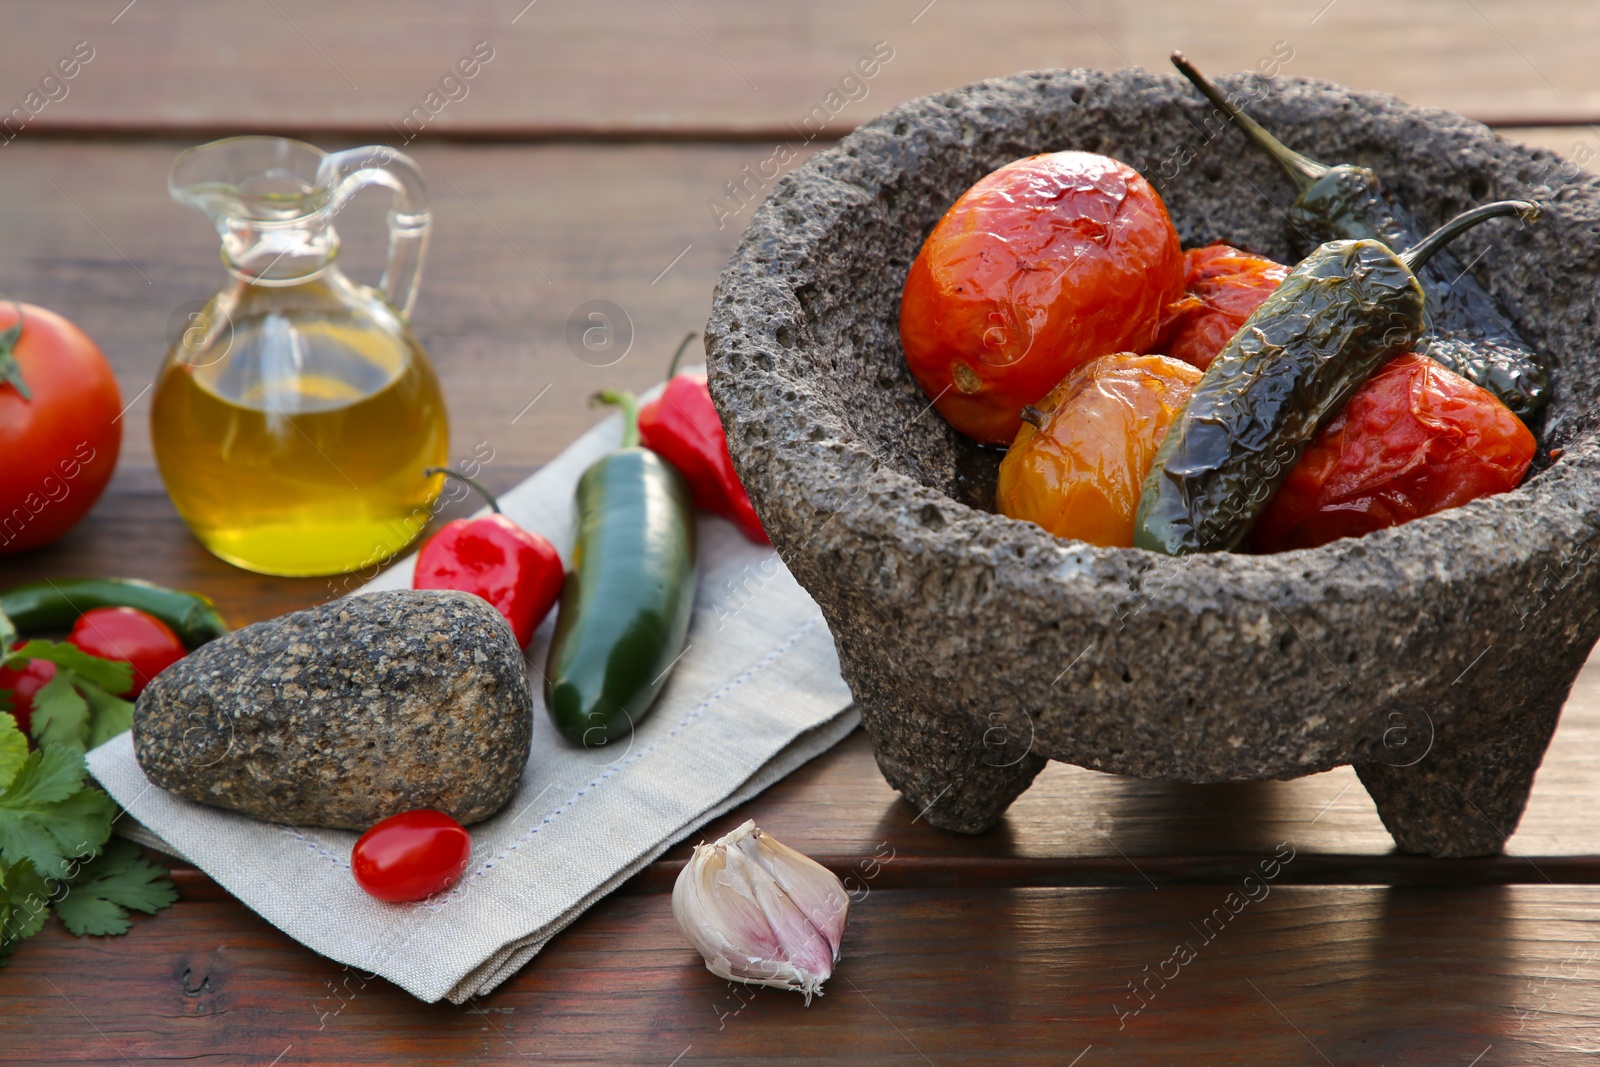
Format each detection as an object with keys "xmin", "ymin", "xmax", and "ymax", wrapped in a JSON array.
[
  {"xmin": 544, "ymin": 390, "xmax": 697, "ymax": 747},
  {"xmin": 0, "ymin": 577, "xmax": 226, "ymax": 648},
  {"xmin": 1135, "ymin": 200, "xmax": 1539, "ymax": 556},
  {"xmin": 1172, "ymin": 53, "xmax": 1549, "ymax": 419}
]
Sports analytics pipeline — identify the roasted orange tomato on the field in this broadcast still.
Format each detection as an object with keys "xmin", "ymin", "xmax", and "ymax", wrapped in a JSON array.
[
  {"xmin": 1159, "ymin": 243, "xmax": 1289, "ymax": 371},
  {"xmin": 997, "ymin": 353, "xmax": 1201, "ymax": 547},
  {"xmin": 900, "ymin": 152, "xmax": 1184, "ymax": 444},
  {"xmin": 1252, "ymin": 353, "xmax": 1534, "ymax": 552}
]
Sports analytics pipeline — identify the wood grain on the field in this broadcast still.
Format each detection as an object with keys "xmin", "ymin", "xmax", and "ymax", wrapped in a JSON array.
[
  {"xmin": 4, "ymin": 1, "xmax": 1600, "ymax": 139},
  {"xmin": 5, "ymin": 882, "xmax": 1599, "ymax": 1064}
]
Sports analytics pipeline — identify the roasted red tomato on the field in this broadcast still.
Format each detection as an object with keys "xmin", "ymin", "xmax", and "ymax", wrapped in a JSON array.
[
  {"xmin": 900, "ymin": 152, "xmax": 1184, "ymax": 444},
  {"xmin": 1253, "ymin": 353, "xmax": 1535, "ymax": 552},
  {"xmin": 1159, "ymin": 243, "xmax": 1290, "ymax": 371},
  {"xmin": 997, "ymin": 353, "xmax": 1201, "ymax": 547},
  {"xmin": 0, "ymin": 658, "xmax": 56, "ymax": 736},
  {"xmin": 67, "ymin": 606, "xmax": 186, "ymax": 697},
  {"xmin": 0, "ymin": 303, "xmax": 122, "ymax": 554},
  {"xmin": 352, "ymin": 809, "xmax": 472, "ymax": 903}
]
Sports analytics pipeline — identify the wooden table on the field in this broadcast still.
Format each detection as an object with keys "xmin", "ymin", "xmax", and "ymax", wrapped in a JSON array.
[{"xmin": 5, "ymin": 3, "xmax": 1600, "ymax": 1062}]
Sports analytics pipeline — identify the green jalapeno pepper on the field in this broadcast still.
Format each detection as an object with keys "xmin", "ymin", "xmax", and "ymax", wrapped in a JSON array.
[
  {"xmin": 1135, "ymin": 199, "xmax": 1539, "ymax": 556},
  {"xmin": 544, "ymin": 390, "xmax": 698, "ymax": 747},
  {"xmin": 0, "ymin": 577, "xmax": 227, "ymax": 648},
  {"xmin": 1172, "ymin": 53, "xmax": 1549, "ymax": 419}
]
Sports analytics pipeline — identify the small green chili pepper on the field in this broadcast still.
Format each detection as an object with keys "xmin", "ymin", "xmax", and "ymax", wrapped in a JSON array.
[
  {"xmin": 1172, "ymin": 53, "xmax": 1549, "ymax": 419},
  {"xmin": 1135, "ymin": 199, "xmax": 1540, "ymax": 556},
  {"xmin": 0, "ymin": 577, "xmax": 228, "ymax": 649},
  {"xmin": 544, "ymin": 390, "xmax": 698, "ymax": 747}
]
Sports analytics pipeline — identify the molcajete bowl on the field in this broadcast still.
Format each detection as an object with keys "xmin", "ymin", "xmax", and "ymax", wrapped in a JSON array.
[{"xmin": 704, "ymin": 67, "xmax": 1600, "ymax": 858}]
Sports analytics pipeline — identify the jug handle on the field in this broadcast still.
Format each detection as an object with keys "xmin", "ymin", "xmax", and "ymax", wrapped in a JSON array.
[{"xmin": 319, "ymin": 146, "xmax": 431, "ymax": 320}]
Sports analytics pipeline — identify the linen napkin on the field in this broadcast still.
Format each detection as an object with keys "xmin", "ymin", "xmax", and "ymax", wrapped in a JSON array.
[{"xmin": 88, "ymin": 382, "xmax": 858, "ymax": 1004}]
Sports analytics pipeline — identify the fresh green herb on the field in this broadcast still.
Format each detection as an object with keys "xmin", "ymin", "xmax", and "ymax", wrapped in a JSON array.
[{"xmin": 0, "ymin": 606, "xmax": 178, "ymax": 962}]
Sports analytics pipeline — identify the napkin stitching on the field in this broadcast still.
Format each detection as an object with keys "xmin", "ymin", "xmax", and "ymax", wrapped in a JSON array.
[
  {"xmin": 415, "ymin": 617, "xmax": 820, "ymax": 913},
  {"xmin": 280, "ymin": 826, "xmax": 352, "ymax": 869}
]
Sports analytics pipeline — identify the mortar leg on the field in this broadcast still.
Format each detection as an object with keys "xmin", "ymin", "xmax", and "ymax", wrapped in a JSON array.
[
  {"xmin": 1354, "ymin": 693, "xmax": 1562, "ymax": 859},
  {"xmin": 859, "ymin": 699, "xmax": 1047, "ymax": 834}
]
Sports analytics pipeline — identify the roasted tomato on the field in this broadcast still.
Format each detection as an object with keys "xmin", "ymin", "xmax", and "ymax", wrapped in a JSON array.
[
  {"xmin": 900, "ymin": 152, "xmax": 1184, "ymax": 444},
  {"xmin": 997, "ymin": 353, "xmax": 1201, "ymax": 547},
  {"xmin": 1253, "ymin": 353, "xmax": 1534, "ymax": 552},
  {"xmin": 1159, "ymin": 243, "xmax": 1290, "ymax": 371}
]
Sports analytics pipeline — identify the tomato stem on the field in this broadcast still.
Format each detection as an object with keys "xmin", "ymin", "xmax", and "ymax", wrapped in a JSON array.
[
  {"xmin": 0, "ymin": 301, "xmax": 31, "ymax": 401},
  {"xmin": 1019, "ymin": 405, "xmax": 1048, "ymax": 429}
]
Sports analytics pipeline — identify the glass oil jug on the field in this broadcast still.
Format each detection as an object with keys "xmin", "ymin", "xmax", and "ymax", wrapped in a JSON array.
[{"xmin": 152, "ymin": 137, "xmax": 449, "ymax": 577}]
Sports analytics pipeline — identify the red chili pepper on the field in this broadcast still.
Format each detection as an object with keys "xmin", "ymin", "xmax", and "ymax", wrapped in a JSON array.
[
  {"xmin": 412, "ymin": 469, "xmax": 564, "ymax": 647},
  {"xmin": 1252, "ymin": 353, "xmax": 1535, "ymax": 552},
  {"xmin": 638, "ymin": 333, "xmax": 769, "ymax": 544},
  {"xmin": 67, "ymin": 606, "xmax": 186, "ymax": 697}
]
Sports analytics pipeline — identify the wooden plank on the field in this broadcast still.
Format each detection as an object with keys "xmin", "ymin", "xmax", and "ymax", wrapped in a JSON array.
[
  {"xmin": 4, "ymin": 1, "xmax": 1600, "ymax": 140},
  {"xmin": 4, "ymin": 883, "xmax": 1599, "ymax": 1063}
]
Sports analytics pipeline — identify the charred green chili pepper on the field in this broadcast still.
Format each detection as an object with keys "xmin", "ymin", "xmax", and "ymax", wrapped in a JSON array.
[
  {"xmin": 1171, "ymin": 53, "xmax": 1548, "ymax": 419},
  {"xmin": 0, "ymin": 577, "xmax": 227, "ymax": 648},
  {"xmin": 544, "ymin": 390, "xmax": 697, "ymax": 747},
  {"xmin": 1135, "ymin": 200, "xmax": 1540, "ymax": 556}
]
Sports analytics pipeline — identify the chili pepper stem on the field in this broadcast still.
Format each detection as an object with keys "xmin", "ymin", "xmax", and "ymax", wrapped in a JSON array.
[
  {"xmin": 665, "ymin": 331, "xmax": 699, "ymax": 379},
  {"xmin": 1170, "ymin": 52, "xmax": 1328, "ymax": 189},
  {"xmin": 592, "ymin": 389, "xmax": 642, "ymax": 448},
  {"xmin": 1018, "ymin": 405, "xmax": 1048, "ymax": 429},
  {"xmin": 423, "ymin": 467, "xmax": 502, "ymax": 514},
  {"xmin": 1401, "ymin": 200, "xmax": 1542, "ymax": 272}
]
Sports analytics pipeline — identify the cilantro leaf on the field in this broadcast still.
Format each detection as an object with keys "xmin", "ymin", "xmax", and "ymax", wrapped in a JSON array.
[
  {"xmin": 82, "ymin": 685, "xmax": 134, "ymax": 751},
  {"xmin": 29, "ymin": 671, "xmax": 89, "ymax": 751},
  {"xmin": 0, "ymin": 606, "xmax": 14, "ymax": 659},
  {"xmin": 0, "ymin": 854, "xmax": 52, "ymax": 963},
  {"xmin": 0, "ymin": 714, "xmax": 26, "ymax": 792},
  {"xmin": 0, "ymin": 745, "xmax": 114, "ymax": 880},
  {"xmin": 10, "ymin": 641, "xmax": 134, "ymax": 697},
  {"xmin": 54, "ymin": 838, "xmax": 177, "ymax": 937}
]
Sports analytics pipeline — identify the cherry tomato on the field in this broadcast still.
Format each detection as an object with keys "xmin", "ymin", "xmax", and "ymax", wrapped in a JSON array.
[
  {"xmin": 1253, "ymin": 354, "xmax": 1535, "ymax": 552},
  {"xmin": 0, "ymin": 658, "xmax": 57, "ymax": 737},
  {"xmin": 998, "ymin": 353, "xmax": 1200, "ymax": 547},
  {"xmin": 67, "ymin": 607, "xmax": 186, "ymax": 697},
  {"xmin": 351, "ymin": 809, "xmax": 472, "ymax": 903},
  {"xmin": 1158, "ymin": 243, "xmax": 1290, "ymax": 371},
  {"xmin": 0, "ymin": 303, "xmax": 122, "ymax": 555},
  {"xmin": 900, "ymin": 151, "xmax": 1184, "ymax": 444}
]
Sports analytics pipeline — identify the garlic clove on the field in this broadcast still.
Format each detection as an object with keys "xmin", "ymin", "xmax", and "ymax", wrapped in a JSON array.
[{"xmin": 672, "ymin": 819, "xmax": 849, "ymax": 1005}]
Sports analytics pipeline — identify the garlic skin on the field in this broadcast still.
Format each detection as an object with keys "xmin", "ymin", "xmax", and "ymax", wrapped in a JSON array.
[{"xmin": 672, "ymin": 820, "xmax": 849, "ymax": 1005}]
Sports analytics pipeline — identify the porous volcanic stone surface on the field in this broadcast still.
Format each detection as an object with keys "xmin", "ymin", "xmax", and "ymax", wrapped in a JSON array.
[
  {"xmin": 134, "ymin": 590, "xmax": 532, "ymax": 830},
  {"xmin": 705, "ymin": 67, "xmax": 1600, "ymax": 856}
]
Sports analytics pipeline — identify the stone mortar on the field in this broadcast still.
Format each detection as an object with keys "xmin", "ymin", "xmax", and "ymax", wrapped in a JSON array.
[{"xmin": 705, "ymin": 68, "xmax": 1600, "ymax": 858}]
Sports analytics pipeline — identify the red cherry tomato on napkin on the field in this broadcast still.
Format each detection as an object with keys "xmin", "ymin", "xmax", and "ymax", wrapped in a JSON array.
[
  {"xmin": 0, "ymin": 658, "xmax": 57, "ymax": 736},
  {"xmin": 352, "ymin": 809, "xmax": 472, "ymax": 903},
  {"xmin": 67, "ymin": 606, "xmax": 186, "ymax": 697}
]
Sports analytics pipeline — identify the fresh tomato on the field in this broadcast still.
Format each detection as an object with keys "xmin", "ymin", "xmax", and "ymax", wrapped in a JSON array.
[
  {"xmin": 1158, "ymin": 243, "xmax": 1290, "ymax": 371},
  {"xmin": 1253, "ymin": 353, "xmax": 1535, "ymax": 552},
  {"xmin": 900, "ymin": 151, "xmax": 1184, "ymax": 444},
  {"xmin": 67, "ymin": 606, "xmax": 186, "ymax": 697},
  {"xmin": 0, "ymin": 303, "xmax": 122, "ymax": 555},
  {"xmin": 997, "ymin": 353, "xmax": 1201, "ymax": 547},
  {"xmin": 351, "ymin": 809, "xmax": 472, "ymax": 903},
  {"xmin": 0, "ymin": 658, "xmax": 56, "ymax": 736}
]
